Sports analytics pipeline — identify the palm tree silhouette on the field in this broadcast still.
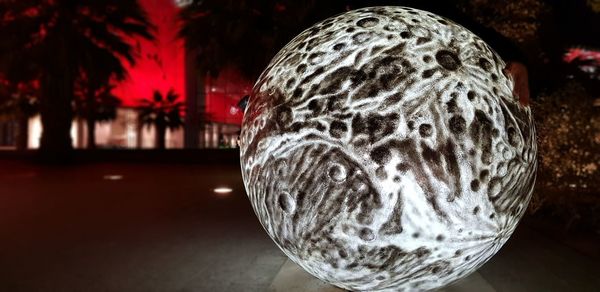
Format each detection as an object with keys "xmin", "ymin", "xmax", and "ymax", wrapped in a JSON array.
[
  {"xmin": 74, "ymin": 82, "xmax": 122, "ymax": 149},
  {"xmin": 178, "ymin": 0, "xmax": 322, "ymax": 79},
  {"xmin": 137, "ymin": 89, "xmax": 184, "ymax": 150},
  {"xmin": 0, "ymin": 41, "xmax": 40, "ymax": 150},
  {"xmin": 76, "ymin": 36, "xmax": 130, "ymax": 149},
  {"xmin": 0, "ymin": 0, "xmax": 154, "ymax": 159},
  {"xmin": 0, "ymin": 79, "xmax": 39, "ymax": 150}
]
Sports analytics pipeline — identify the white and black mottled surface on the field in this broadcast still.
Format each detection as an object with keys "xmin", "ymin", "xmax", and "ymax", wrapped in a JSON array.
[{"xmin": 240, "ymin": 6, "xmax": 537, "ymax": 292}]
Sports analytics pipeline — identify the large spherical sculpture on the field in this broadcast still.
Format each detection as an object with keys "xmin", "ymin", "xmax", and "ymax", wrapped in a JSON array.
[{"xmin": 240, "ymin": 6, "xmax": 537, "ymax": 291}]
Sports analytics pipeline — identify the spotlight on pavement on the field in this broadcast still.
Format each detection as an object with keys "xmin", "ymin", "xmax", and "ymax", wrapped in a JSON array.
[
  {"xmin": 213, "ymin": 187, "xmax": 233, "ymax": 196},
  {"xmin": 103, "ymin": 175, "xmax": 124, "ymax": 181}
]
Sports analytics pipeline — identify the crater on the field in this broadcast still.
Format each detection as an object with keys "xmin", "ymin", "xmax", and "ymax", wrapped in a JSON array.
[
  {"xmin": 328, "ymin": 164, "xmax": 347, "ymax": 182},
  {"xmin": 436, "ymin": 50, "xmax": 461, "ymax": 71},
  {"xmin": 357, "ymin": 17, "xmax": 379, "ymax": 28}
]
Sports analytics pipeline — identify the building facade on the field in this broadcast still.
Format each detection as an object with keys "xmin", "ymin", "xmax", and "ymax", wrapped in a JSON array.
[{"xmin": 0, "ymin": 0, "xmax": 250, "ymax": 150}]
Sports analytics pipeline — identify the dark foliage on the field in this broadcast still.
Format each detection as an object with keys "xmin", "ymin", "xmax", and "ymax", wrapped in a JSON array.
[
  {"xmin": 178, "ymin": 0, "xmax": 347, "ymax": 80},
  {"xmin": 0, "ymin": 0, "xmax": 154, "ymax": 159},
  {"xmin": 138, "ymin": 89, "xmax": 184, "ymax": 149}
]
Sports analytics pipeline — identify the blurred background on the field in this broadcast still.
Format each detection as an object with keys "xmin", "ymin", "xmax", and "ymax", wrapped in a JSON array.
[{"xmin": 0, "ymin": 0, "xmax": 598, "ymax": 291}]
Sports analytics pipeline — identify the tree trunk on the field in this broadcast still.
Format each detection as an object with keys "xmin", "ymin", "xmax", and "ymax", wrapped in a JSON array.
[
  {"xmin": 184, "ymin": 50, "xmax": 205, "ymax": 149},
  {"xmin": 39, "ymin": 24, "xmax": 74, "ymax": 162},
  {"xmin": 16, "ymin": 113, "xmax": 28, "ymax": 151},
  {"xmin": 86, "ymin": 116, "xmax": 96, "ymax": 149},
  {"xmin": 156, "ymin": 123, "xmax": 166, "ymax": 150},
  {"xmin": 39, "ymin": 68, "xmax": 74, "ymax": 162},
  {"xmin": 136, "ymin": 120, "xmax": 143, "ymax": 148},
  {"xmin": 86, "ymin": 91, "xmax": 97, "ymax": 149}
]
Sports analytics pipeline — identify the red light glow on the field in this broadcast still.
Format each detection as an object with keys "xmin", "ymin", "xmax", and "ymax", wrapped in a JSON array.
[
  {"xmin": 204, "ymin": 67, "xmax": 252, "ymax": 125},
  {"xmin": 113, "ymin": 0, "xmax": 185, "ymax": 107},
  {"xmin": 113, "ymin": 0, "xmax": 252, "ymax": 126}
]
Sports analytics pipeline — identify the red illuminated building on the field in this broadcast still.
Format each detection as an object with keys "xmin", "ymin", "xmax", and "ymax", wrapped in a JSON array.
[
  {"xmin": 114, "ymin": 0, "xmax": 250, "ymax": 149},
  {"xmin": 0, "ymin": 0, "xmax": 251, "ymax": 149}
]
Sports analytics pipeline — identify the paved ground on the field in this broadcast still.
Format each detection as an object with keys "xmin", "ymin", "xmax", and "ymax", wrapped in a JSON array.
[{"xmin": 0, "ymin": 161, "xmax": 598, "ymax": 291}]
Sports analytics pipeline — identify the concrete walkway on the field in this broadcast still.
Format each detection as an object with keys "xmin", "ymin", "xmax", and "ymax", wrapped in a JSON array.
[{"xmin": 0, "ymin": 162, "xmax": 598, "ymax": 291}]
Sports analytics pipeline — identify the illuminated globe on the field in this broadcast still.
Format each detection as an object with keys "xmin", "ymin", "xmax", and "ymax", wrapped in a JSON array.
[{"xmin": 240, "ymin": 6, "xmax": 536, "ymax": 291}]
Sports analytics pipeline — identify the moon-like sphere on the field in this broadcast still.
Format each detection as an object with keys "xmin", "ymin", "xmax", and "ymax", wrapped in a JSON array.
[{"xmin": 240, "ymin": 6, "xmax": 537, "ymax": 291}]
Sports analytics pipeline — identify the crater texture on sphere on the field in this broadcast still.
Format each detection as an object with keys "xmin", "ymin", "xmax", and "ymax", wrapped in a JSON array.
[{"xmin": 240, "ymin": 6, "xmax": 537, "ymax": 291}]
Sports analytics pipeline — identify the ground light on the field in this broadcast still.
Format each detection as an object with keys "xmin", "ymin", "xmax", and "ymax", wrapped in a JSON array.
[
  {"xmin": 213, "ymin": 187, "xmax": 233, "ymax": 194},
  {"xmin": 103, "ymin": 175, "xmax": 124, "ymax": 181}
]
